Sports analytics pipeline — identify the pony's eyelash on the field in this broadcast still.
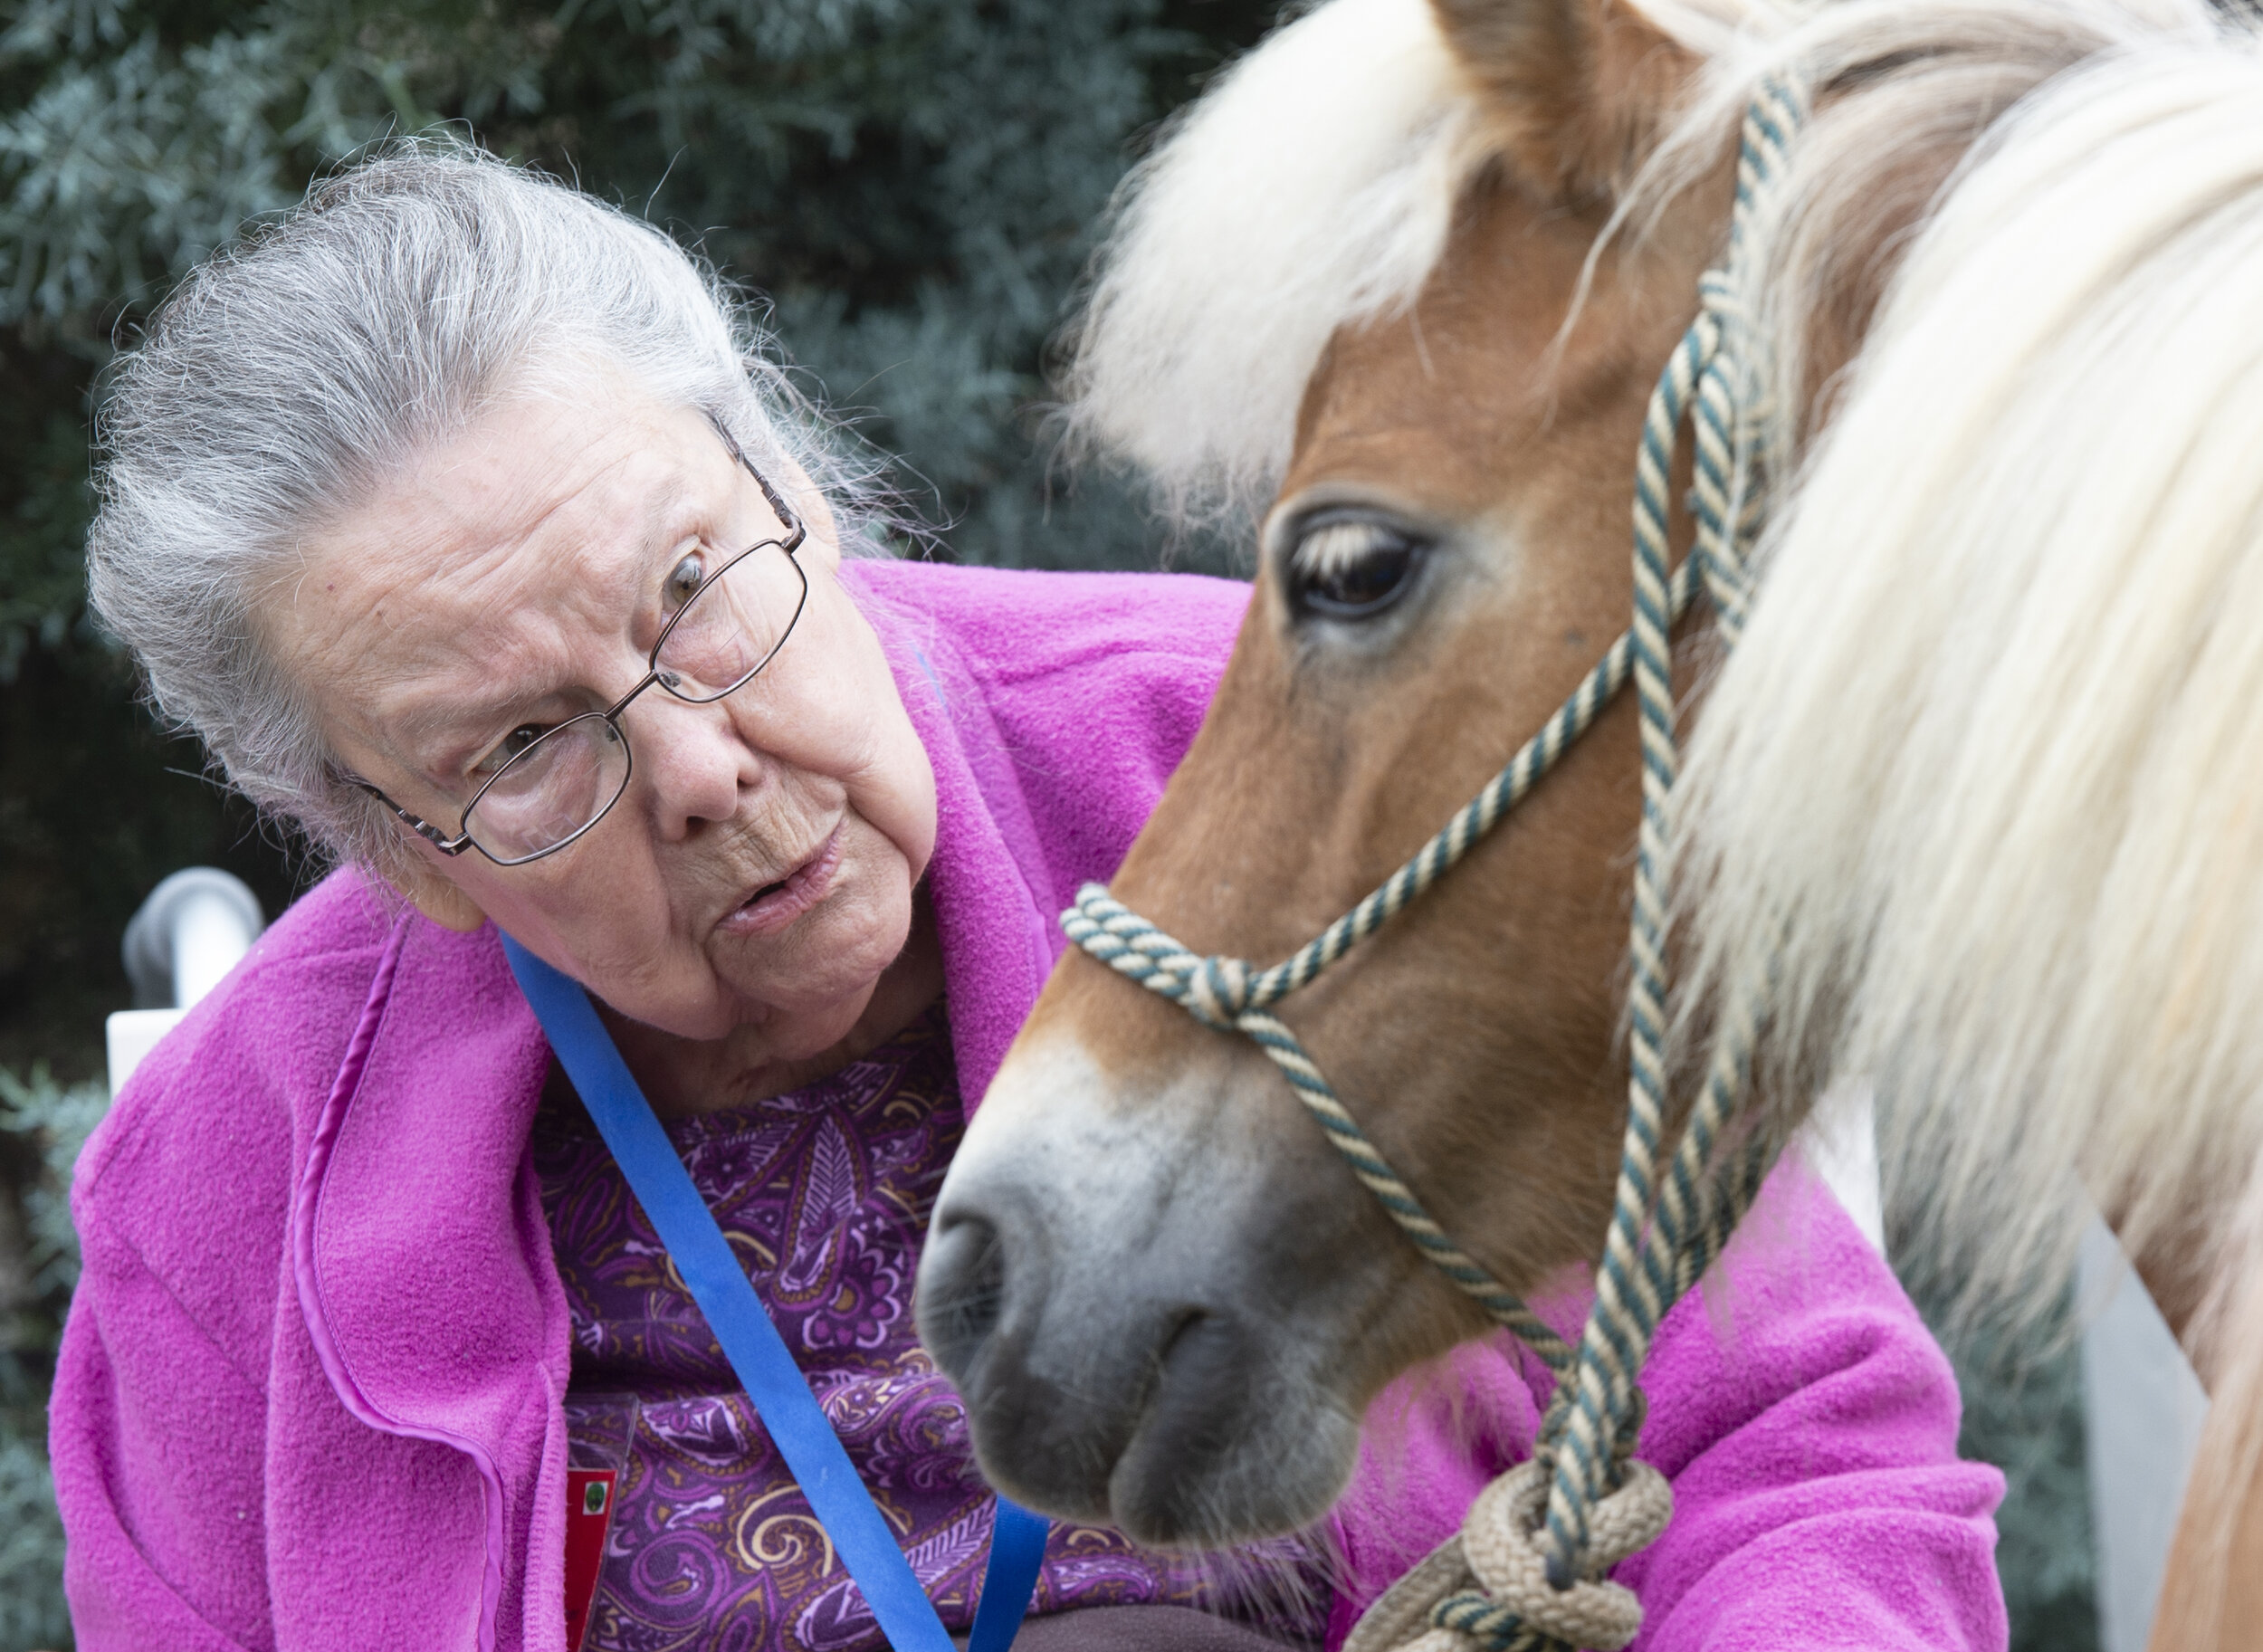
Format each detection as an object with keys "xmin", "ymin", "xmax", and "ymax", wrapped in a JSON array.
[{"xmin": 1290, "ymin": 517, "xmax": 1399, "ymax": 578}]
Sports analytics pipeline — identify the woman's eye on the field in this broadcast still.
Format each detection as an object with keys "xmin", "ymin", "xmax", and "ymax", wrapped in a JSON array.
[
  {"xmin": 474, "ymin": 723, "xmax": 550, "ymax": 776},
  {"xmin": 664, "ymin": 550, "xmax": 709, "ymax": 615},
  {"xmin": 1286, "ymin": 518, "xmax": 1427, "ymax": 619}
]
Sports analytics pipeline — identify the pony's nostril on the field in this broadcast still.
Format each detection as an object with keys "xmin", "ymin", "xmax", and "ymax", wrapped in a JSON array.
[
  {"xmin": 1156, "ymin": 1305, "xmax": 1209, "ymax": 1370},
  {"xmin": 919, "ymin": 1214, "xmax": 1007, "ymax": 1380}
]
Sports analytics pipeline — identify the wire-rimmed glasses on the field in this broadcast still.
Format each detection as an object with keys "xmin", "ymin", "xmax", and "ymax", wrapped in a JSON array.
[{"xmin": 352, "ymin": 431, "xmax": 809, "ymax": 866}]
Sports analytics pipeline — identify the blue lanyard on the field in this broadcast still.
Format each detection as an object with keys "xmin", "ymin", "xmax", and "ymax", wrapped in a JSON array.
[{"xmin": 502, "ymin": 936, "xmax": 1046, "ymax": 1652}]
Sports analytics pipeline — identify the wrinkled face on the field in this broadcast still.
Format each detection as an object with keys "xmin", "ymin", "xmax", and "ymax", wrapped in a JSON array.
[
  {"xmin": 269, "ymin": 384, "xmax": 936, "ymax": 1062},
  {"xmin": 918, "ymin": 175, "xmax": 1721, "ymax": 1546}
]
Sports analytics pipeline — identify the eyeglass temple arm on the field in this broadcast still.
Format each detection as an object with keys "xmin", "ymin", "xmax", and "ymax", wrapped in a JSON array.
[
  {"xmin": 349, "ymin": 778, "xmax": 475, "ymax": 855},
  {"xmin": 706, "ymin": 413, "xmax": 806, "ymax": 547}
]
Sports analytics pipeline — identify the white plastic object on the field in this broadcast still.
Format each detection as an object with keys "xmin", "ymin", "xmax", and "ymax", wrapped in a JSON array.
[
  {"xmin": 105, "ymin": 1008, "xmax": 187, "ymax": 1098},
  {"xmin": 1800, "ymin": 1078, "xmax": 1886, "ymax": 1254},
  {"xmin": 2081, "ymin": 1218, "xmax": 2209, "ymax": 1652},
  {"xmin": 107, "ymin": 868, "xmax": 264, "ymax": 1094},
  {"xmin": 121, "ymin": 867, "xmax": 264, "ymax": 1010}
]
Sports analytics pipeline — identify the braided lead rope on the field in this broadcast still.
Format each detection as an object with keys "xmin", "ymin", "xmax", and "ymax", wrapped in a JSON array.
[
  {"xmin": 1237, "ymin": 556, "xmax": 1702, "ymax": 1012},
  {"xmin": 1066, "ymin": 546, "xmax": 1701, "ymax": 1019},
  {"xmin": 1532, "ymin": 80, "xmax": 1809, "ymax": 1600},
  {"xmin": 1063, "ymin": 75, "xmax": 1809, "ymax": 1652}
]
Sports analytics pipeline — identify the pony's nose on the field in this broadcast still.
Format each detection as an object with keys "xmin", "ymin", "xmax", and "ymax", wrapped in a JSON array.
[{"xmin": 918, "ymin": 1210, "xmax": 1007, "ymax": 1380}]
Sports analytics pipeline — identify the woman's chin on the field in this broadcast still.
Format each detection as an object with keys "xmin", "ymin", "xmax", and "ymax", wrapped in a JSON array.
[{"xmin": 710, "ymin": 940, "xmax": 896, "ymax": 1052}]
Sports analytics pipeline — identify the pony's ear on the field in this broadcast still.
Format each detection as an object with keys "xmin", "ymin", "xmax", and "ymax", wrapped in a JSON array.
[{"xmin": 1429, "ymin": 0, "xmax": 1693, "ymax": 202}]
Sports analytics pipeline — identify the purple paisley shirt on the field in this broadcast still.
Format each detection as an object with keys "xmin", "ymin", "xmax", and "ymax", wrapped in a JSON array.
[{"xmin": 531, "ymin": 1002, "xmax": 1330, "ymax": 1652}]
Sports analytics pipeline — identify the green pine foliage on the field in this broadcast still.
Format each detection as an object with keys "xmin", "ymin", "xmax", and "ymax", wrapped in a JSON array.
[{"xmin": 0, "ymin": 1065, "xmax": 104, "ymax": 1652}]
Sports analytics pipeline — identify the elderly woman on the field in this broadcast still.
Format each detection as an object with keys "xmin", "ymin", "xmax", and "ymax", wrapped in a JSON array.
[{"xmin": 52, "ymin": 145, "xmax": 2006, "ymax": 1652}]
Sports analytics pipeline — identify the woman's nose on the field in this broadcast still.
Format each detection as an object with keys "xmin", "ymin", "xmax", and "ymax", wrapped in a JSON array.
[{"xmin": 630, "ymin": 698, "xmax": 755, "ymax": 837}]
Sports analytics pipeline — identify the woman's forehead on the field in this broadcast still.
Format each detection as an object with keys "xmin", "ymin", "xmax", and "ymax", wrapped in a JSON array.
[
  {"xmin": 384, "ymin": 394, "xmax": 720, "ymax": 566},
  {"xmin": 271, "ymin": 393, "xmax": 737, "ymax": 757}
]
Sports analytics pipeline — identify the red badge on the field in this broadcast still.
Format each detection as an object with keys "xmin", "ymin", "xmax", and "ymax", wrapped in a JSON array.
[{"xmin": 564, "ymin": 1467, "xmax": 618, "ymax": 1652}]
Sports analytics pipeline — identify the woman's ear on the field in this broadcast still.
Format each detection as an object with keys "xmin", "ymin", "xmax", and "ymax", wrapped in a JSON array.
[{"xmin": 384, "ymin": 848, "xmax": 491, "ymax": 932}]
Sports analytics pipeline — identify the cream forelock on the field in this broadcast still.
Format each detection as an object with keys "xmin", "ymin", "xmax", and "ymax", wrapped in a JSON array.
[{"xmin": 1060, "ymin": 0, "xmax": 1480, "ymax": 530}]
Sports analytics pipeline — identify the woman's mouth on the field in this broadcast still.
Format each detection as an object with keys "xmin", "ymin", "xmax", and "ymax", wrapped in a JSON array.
[{"xmin": 721, "ymin": 825, "xmax": 845, "ymax": 938}]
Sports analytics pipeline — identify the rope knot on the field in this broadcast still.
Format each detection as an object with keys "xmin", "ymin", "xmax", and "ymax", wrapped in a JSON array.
[
  {"xmin": 1461, "ymin": 1457, "xmax": 1668, "ymax": 1650},
  {"xmin": 1183, "ymin": 954, "xmax": 1254, "ymax": 1030},
  {"xmin": 1342, "ymin": 1460, "xmax": 1671, "ymax": 1652}
]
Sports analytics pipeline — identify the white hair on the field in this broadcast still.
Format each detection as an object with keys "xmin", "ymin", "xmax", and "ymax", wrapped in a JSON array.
[
  {"xmin": 87, "ymin": 138, "xmax": 878, "ymax": 872},
  {"xmin": 1675, "ymin": 22, "xmax": 2263, "ymax": 1340}
]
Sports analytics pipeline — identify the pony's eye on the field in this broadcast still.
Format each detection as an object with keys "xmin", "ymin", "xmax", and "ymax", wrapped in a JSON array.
[{"xmin": 1286, "ymin": 518, "xmax": 1426, "ymax": 620}]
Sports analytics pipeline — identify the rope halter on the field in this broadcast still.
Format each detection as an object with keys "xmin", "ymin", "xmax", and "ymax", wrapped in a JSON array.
[{"xmin": 1062, "ymin": 80, "xmax": 1809, "ymax": 1652}]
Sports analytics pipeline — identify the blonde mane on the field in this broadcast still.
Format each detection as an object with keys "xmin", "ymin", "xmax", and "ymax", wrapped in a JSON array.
[
  {"xmin": 1063, "ymin": 0, "xmax": 2214, "ymax": 535},
  {"xmin": 1676, "ymin": 16, "xmax": 2263, "ymax": 1349}
]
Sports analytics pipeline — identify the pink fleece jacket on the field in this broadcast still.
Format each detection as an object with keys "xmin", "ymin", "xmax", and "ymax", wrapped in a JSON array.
[{"xmin": 50, "ymin": 559, "xmax": 2007, "ymax": 1651}]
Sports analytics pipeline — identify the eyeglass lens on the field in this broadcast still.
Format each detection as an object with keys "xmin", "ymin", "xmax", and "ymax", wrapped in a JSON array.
[
  {"xmin": 462, "ymin": 542, "xmax": 807, "ymax": 863},
  {"xmin": 655, "ymin": 539, "xmax": 808, "ymax": 702},
  {"xmin": 472, "ymin": 714, "xmax": 632, "ymax": 863}
]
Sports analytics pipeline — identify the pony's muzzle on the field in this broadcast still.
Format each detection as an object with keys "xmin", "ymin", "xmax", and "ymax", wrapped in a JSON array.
[
  {"xmin": 918, "ymin": 1179, "xmax": 1215, "ymax": 1535},
  {"xmin": 921, "ymin": 1183, "xmax": 1295, "ymax": 1543},
  {"xmin": 917, "ymin": 1026, "xmax": 1398, "ymax": 1544}
]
